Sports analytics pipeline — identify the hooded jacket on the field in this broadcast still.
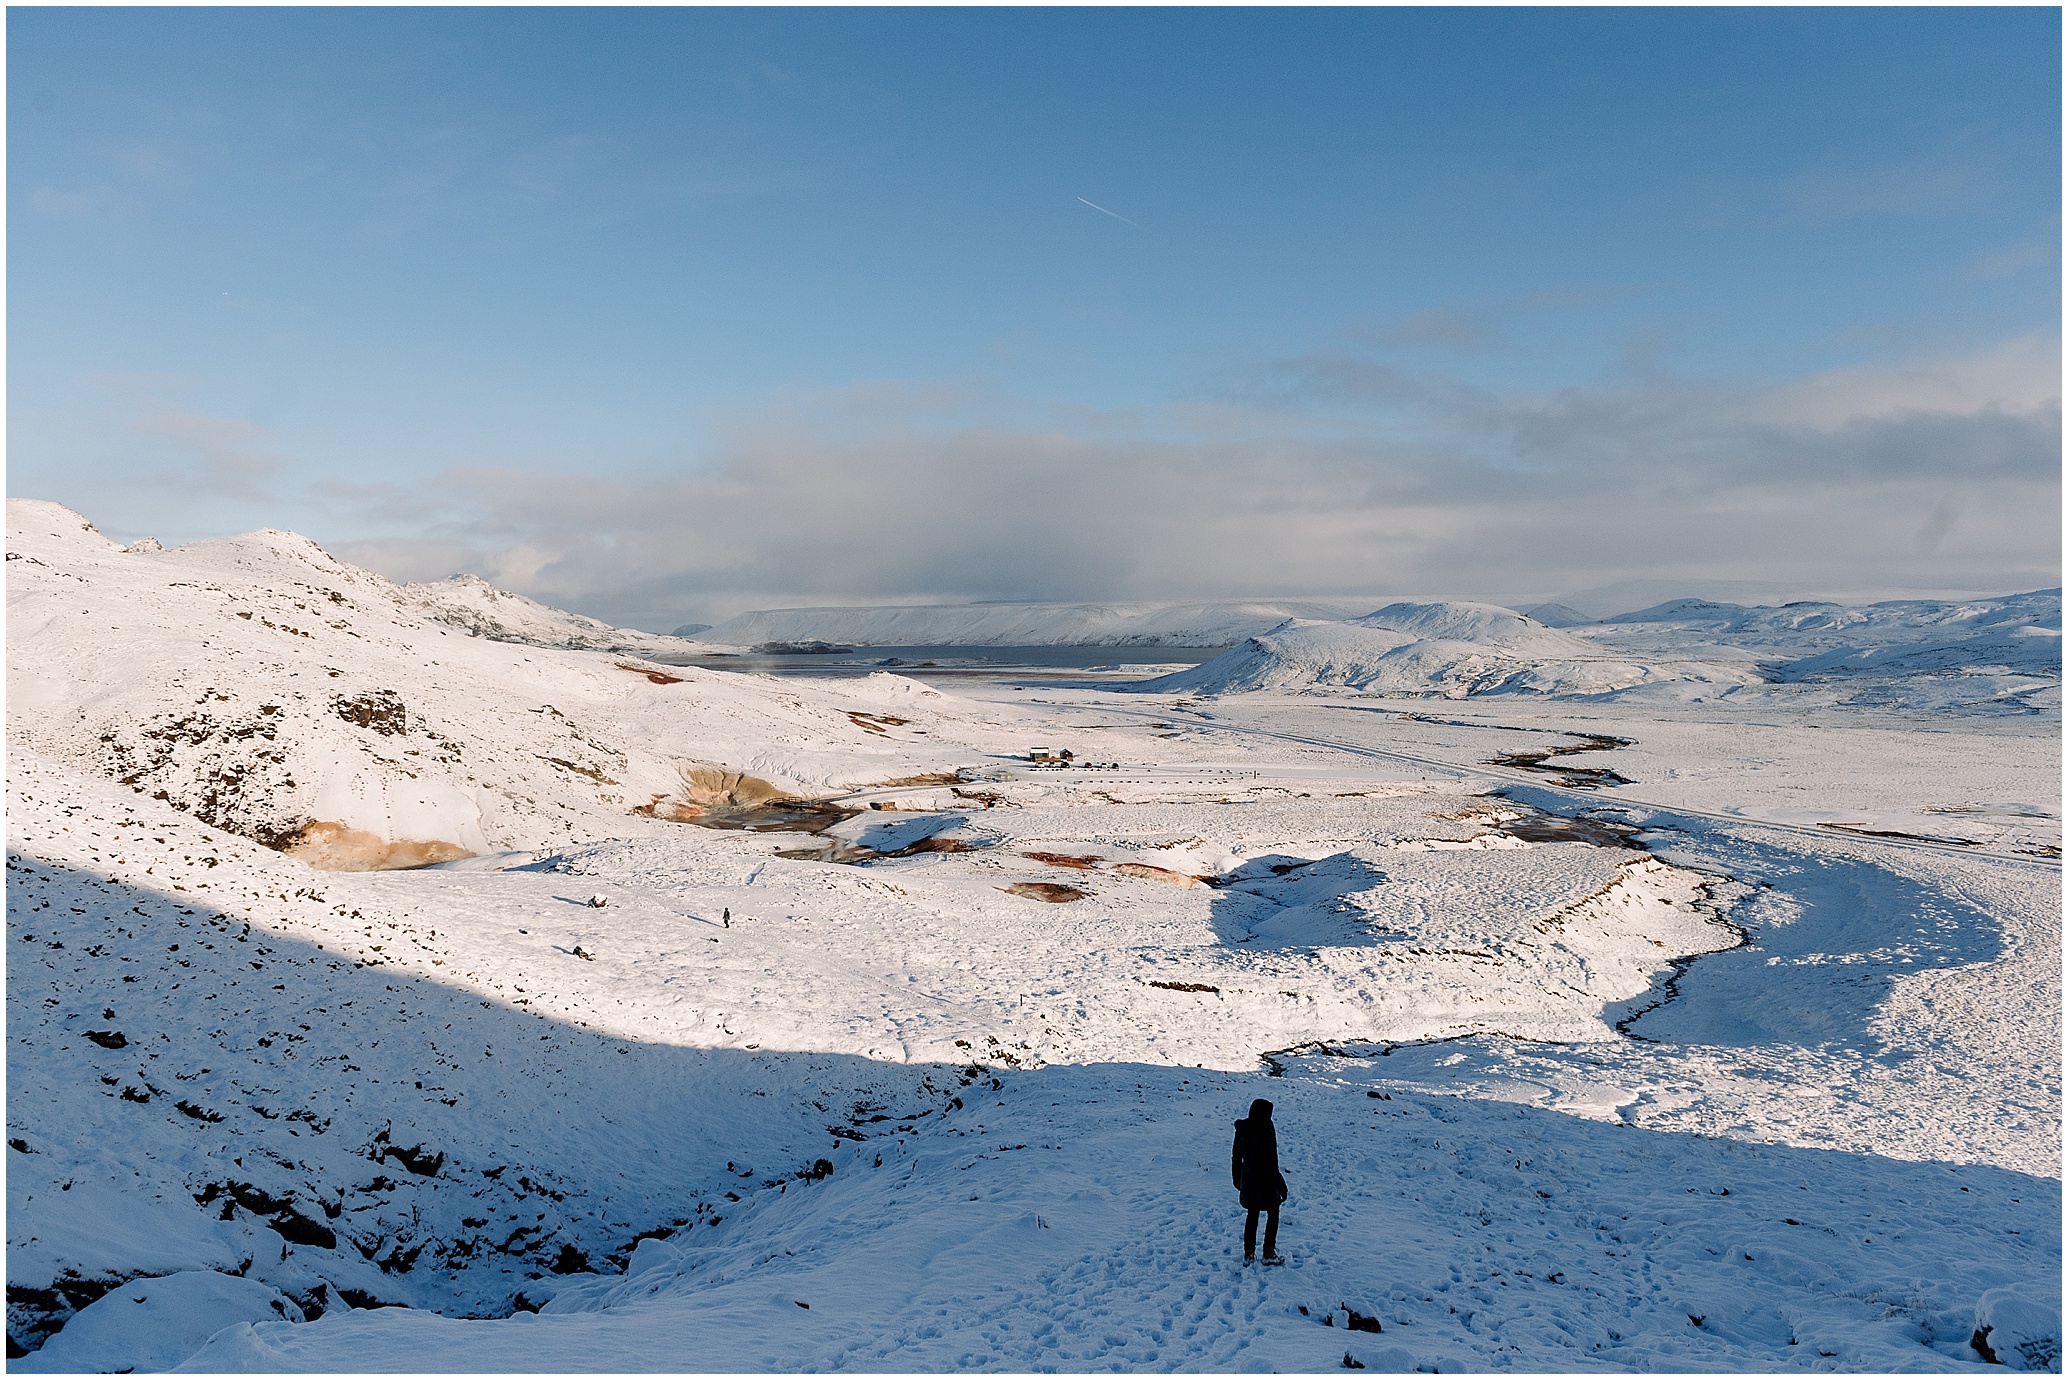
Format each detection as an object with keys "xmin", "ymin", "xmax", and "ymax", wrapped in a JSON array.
[{"xmin": 1231, "ymin": 1098, "xmax": 1287, "ymax": 1210}]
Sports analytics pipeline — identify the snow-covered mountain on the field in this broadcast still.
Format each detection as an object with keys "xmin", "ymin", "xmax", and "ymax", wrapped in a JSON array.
[
  {"xmin": 1516, "ymin": 602, "xmax": 1592, "ymax": 628},
  {"xmin": 1143, "ymin": 592, "xmax": 2060, "ymax": 712},
  {"xmin": 697, "ymin": 598, "xmax": 1387, "ymax": 647},
  {"xmin": 1148, "ymin": 602, "xmax": 1756, "ymax": 699},
  {"xmin": 1587, "ymin": 588, "xmax": 2062, "ymax": 712},
  {"xmin": 6, "ymin": 500, "xmax": 958, "ymax": 868},
  {"xmin": 1600, "ymin": 588, "xmax": 2060, "ymax": 645}
]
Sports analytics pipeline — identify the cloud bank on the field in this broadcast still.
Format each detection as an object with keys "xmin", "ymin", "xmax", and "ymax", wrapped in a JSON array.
[{"xmin": 309, "ymin": 332, "xmax": 2059, "ymax": 631}]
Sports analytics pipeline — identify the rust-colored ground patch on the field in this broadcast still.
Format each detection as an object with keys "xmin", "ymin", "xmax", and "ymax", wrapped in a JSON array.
[
  {"xmin": 1024, "ymin": 851, "xmax": 1103, "ymax": 870},
  {"xmin": 902, "ymin": 835, "xmax": 980, "ymax": 854},
  {"xmin": 1112, "ymin": 862, "xmax": 1210, "ymax": 887},
  {"xmin": 1002, "ymin": 882, "xmax": 1086, "ymax": 903},
  {"xmin": 615, "ymin": 662, "xmax": 685, "ymax": 685},
  {"xmin": 638, "ymin": 763, "xmax": 861, "ymax": 833},
  {"xmin": 277, "ymin": 821, "xmax": 473, "ymax": 872},
  {"xmin": 865, "ymin": 771, "xmax": 964, "ymax": 788},
  {"xmin": 678, "ymin": 763, "xmax": 791, "ymax": 808}
]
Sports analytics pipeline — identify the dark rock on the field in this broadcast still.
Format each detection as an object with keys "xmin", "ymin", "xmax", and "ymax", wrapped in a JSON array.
[{"xmin": 332, "ymin": 691, "xmax": 408, "ymax": 736}]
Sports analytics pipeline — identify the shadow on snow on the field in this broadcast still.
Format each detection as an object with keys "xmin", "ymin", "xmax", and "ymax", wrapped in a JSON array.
[{"xmin": 6, "ymin": 851, "xmax": 2054, "ymax": 1370}]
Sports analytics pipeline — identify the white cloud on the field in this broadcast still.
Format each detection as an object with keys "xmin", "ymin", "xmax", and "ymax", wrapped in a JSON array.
[
  {"xmin": 93, "ymin": 379, "xmax": 295, "ymax": 500},
  {"xmin": 321, "ymin": 335, "xmax": 2059, "ymax": 630},
  {"xmin": 1759, "ymin": 333, "xmax": 2061, "ymax": 430}
]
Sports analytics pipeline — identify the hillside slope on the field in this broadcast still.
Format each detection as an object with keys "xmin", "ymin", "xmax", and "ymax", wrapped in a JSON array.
[
  {"xmin": 7, "ymin": 500, "xmax": 966, "ymax": 867},
  {"xmin": 399, "ymin": 574, "xmax": 707, "ymax": 657},
  {"xmin": 1580, "ymin": 589, "xmax": 2062, "ymax": 714}
]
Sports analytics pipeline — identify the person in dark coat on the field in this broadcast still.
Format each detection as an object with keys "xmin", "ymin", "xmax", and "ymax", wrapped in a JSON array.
[{"xmin": 1231, "ymin": 1098, "xmax": 1287, "ymax": 1261}]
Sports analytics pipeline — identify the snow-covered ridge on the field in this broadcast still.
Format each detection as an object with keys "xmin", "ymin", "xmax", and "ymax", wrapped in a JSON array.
[
  {"xmin": 1603, "ymin": 588, "xmax": 2062, "ymax": 637},
  {"xmin": 6, "ymin": 499, "xmax": 964, "ymax": 866},
  {"xmin": 1144, "ymin": 592, "xmax": 2060, "ymax": 709},
  {"xmin": 697, "ymin": 598, "xmax": 1387, "ymax": 647},
  {"xmin": 400, "ymin": 573, "xmax": 706, "ymax": 657},
  {"xmin": 1147, "ymin": 602, "xmax": 1759, "ymax": 700}
]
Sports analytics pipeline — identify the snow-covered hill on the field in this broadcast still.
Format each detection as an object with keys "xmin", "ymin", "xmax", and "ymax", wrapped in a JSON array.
[
  {"xmin": 697, "ymin": 598, "xmax": 1386, "ymax": 647},
  {"xmin": 1142, "ymin": 593, "xmax": 2060, "ymax": 712},
  {"xmin": 1601, "ymin": 589, "xmax": 2061, "ymax": 642},
  {"xmin": 1148, "ymin": 602, "xmax": 1755, "ymax": 699},
  {"xmin": 1583, "ymin": 589, "xmax": 2062, "ymax": 714},
  {"xmin": 6, "ymin": 500, "xmax": 965, "ymax": 867},
  {"xmin": 1770, "ymin": 624, "xmax": 2062, "ymax": 683},
  {"xmin": 399, "ymin": 573, "xmax": 705, "ymax": 657}
]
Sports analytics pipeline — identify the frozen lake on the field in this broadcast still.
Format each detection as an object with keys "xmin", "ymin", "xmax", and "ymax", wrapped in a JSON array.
[{"xmin": 652, "ymin": 643, "xmax": 1230, "ymax": 681}]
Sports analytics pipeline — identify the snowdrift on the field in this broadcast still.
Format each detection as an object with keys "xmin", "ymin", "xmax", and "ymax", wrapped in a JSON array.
[
  {"xmin": 6, "ymin": 500, "xmax": 962, "ymax": 865},
  {"xmin": 1148, "ymin": 602, "xmax": 1752, "ymax": 699}
]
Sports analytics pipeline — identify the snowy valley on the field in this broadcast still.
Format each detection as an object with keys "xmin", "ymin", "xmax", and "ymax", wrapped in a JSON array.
[{"xmin": 5, "ymin": 500, "xmax": 2060, "ymax": 1373}]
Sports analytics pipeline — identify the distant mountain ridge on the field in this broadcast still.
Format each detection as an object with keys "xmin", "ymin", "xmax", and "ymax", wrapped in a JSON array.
[
  {"xmin": 1146, "ymin": 591, "xmax": 2059, "ymax": 712},
  {"xmin": 696, "ymin": 598, "xmax": 1389, "ymax": 647},
  {"xmin": 1148, "ymin": 603, "xmax": 1757, "ymax": 700}
]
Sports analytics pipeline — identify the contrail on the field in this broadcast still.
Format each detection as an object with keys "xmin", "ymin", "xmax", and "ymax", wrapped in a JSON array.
[{"xmin": 1076, "ymin": 195, "xmax": 1140, "ymax": 228}]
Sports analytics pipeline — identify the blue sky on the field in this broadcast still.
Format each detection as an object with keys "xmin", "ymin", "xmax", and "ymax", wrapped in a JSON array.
[{"xmin": 9, "ymin": 7, "xmax": 2060, "ymax": 627}]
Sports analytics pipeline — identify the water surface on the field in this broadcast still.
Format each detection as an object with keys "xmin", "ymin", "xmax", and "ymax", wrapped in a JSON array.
[{"xmin": 650, "ymin": 644, "xmax": 1226, "ymax": 682}]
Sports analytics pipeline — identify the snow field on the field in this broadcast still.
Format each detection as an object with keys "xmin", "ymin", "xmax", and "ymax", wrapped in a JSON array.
[
  {"xmin": 6, "ymin": 501, "xmax": 2059, "ymax": 1371},
  {"xmin": 178, "ymin": 1059, "xmax": 2057, "ymax": 1372},
  {"xmin": 1113, "ymin": 691, "xmax": 2062, "ymax": 862},
  {"xmin": 10, "ymin": 732, "xmax": 2059, "ymax": 1371}
]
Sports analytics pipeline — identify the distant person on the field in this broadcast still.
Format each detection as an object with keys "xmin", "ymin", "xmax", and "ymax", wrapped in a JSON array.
[{"xmin": 1231, "ymin": 1097, "xmax": 1288, "ymax": 1263}]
